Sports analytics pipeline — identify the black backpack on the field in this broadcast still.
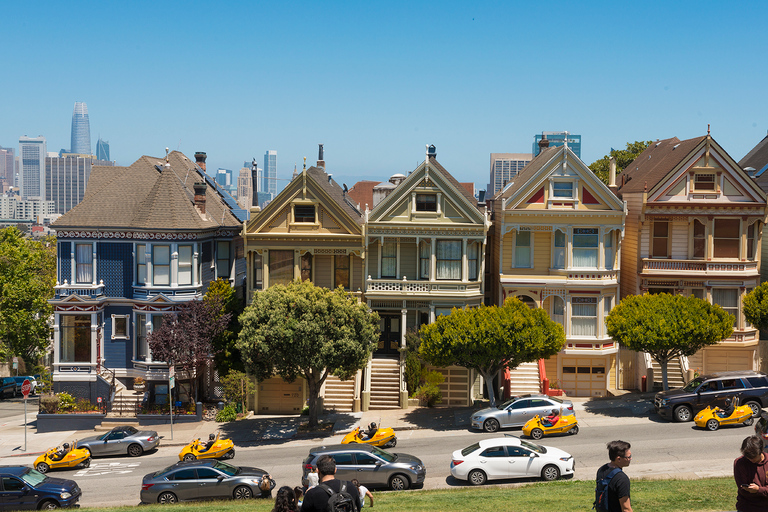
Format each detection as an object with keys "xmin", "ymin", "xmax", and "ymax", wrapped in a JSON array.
[
  {"xmin": 593, "ymin": 467, "xmax": 622, "ymax": 511},
  {"xmin": 319, "ymin": 482, "xmax": 358, "ymax": 512}
]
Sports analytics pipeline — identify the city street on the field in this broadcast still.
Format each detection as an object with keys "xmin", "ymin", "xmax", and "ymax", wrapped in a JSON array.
[{"xmin": 0, "ymin": 397, "xmax": 751, "ymax": 508}]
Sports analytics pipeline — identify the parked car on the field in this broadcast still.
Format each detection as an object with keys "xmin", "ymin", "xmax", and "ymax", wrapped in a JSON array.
[
  {"xmin": 471, "ymin": 394, "xmax": 575, "ymax": 432},
  {"xmin": 77, "ymin": 425, "xmax": 160, "ymax": 457},
  {"xmin": 0, "ymin": 465, "xmax": 81, "ymax": 510},
  {"xmin": 654, "ymin": 371, "xmax": 768, "ymax": 422},
  {"xmin": 0, "ymin": 377, "xmax": 16, "ymax": 399},
  {"xmin": 450, "ymin": 436, "xmax": 575, "ymax": 485},
  {"xmin": 302, "ymin": 443, "xmax": 425, "ymax": 490},
  {"xmin": 12, "ymin": 376, "xmax": 37, "ymax": 396},
  {"xmin": 140, "ymin": 460, "xmax": 270, "ymax": 504}
]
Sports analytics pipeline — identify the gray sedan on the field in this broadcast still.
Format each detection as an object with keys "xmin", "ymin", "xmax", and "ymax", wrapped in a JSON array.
[
  {"xmin": 77, "ymin": 425, "xmax": 160, "ymax": 457},
  {"xmin": 471, "ymin": 394, "xmax": 574, "ymax": 432},
  {"xmin": 140, "ymin": 460, "xmax": 270, "ymax": 504}
]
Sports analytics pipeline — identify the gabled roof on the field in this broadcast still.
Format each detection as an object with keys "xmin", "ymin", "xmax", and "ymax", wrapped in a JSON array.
[
  {"xmin": 494, "ymin": 146, "xmax": 560, "ymax": 201},
  {"xmin": 616, "ymin": 136, "xmax": 706, "ymax": 195},
  {"xmin": 429, "ymin": 157, "xmax": 480, "ymax": 208},
  {"xmin": 305, "ymin": 166, "xmax": 364, "ymax": 224},
  {"xmin": 52, "ymin": 151, "xmax": 241, "ymax": 231}
]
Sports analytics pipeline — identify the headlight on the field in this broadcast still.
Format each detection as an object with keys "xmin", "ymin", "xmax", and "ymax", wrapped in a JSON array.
[
  {"xmin": 659, "ymin": 399, "xmax": 667, "ymax": 406},
  {"xmin": 60, "ymin": 492, "xmax": 72, "ymax": 500},
  {"xmin": 560, "ymin": 457, "xmax": 572, "ymax": 462},
  {"xmin": 472, "ymin": 416, "xmax": 480, "ymax": 421},
  {"xmin": 410, "ymin": 464, "xmax": 423, "ymax": 471}
]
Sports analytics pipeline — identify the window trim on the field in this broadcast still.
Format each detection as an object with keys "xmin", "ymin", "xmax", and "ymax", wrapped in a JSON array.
[
  {"xmin": 436, "ymin": 239, "xmax": 462, "ymax": 280},
  {"xmin": 713, "ymin": 218, "xmax": 740, "ymax": 259},
  {"xmin": 334, "ymin": 254, "xmax": 350, "ymax": 290},
  {"xmin": 75, "ymin": 242, "xmax": 94, "ymax": 284},
  {"xmin": 514, "ymin": 230, "xmax": 532, "ymax": 269},
  {"xmin": 415, "ymin": 194, "xmax": 438, "ymax": 212},
  {"xmin": 651, "ymin": 221, "xmax": 670, "ymax": 258},
  {"xmin": 152, "ymin": 245, "xmax": 171, "ymax": 286},
  {"xmin": 111, "ymin": 314, "xmax": 129, "ymax": 340},
  {"xmin": 136, "ymin": 244, "xmax": 147, "ymax": 285},
  {"xmin": 693, "ymin": 173, "xmax": 716, "ymax": 191},
  {"xmin": 293, "ymin": 204, "xmax": 316, "ymax": 223}
]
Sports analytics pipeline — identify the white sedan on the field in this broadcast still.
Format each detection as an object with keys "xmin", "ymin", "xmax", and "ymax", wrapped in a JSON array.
[{"xmin": 450, "ymin": 436, "xmax": 574, "ymax": 485}]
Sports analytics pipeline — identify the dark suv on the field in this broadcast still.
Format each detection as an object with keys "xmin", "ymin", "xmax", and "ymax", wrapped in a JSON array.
[
  {"xmin": 0, "ymin": 465, "xmax": 81, "ymax": 510},
  {"xmin": 0, "ymin": 377, "xmax": 16, "ymax": 399},
  {"xmin": 654, "ymin": 371, "xmax": 768, "ymax": 422}
]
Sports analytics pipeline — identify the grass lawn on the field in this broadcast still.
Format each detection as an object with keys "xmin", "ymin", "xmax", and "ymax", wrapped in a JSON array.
[{"xmin": 104, "ymin": 477, "xmax": 737, "ymax": 512}]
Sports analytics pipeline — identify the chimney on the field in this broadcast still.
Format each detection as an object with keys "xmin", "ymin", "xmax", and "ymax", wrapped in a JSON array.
[
  {"xmin": 251, "ymin": 159, "xmax": 259, "ymax": 208},
  {"xmin": 538, "ymin": 134, "xmax": 549, "ymax": 152},
  {"xmin": 609, "ymin": 156, "xmax": 617, "ymax": 188},
  {"xmin": 317, "ymin": 143, "xmax": 325, "ymax": 169},
  {"xmin": 195, "ymin": 152, "xmax": 207, "ymax": 172},
  {"xmin": 193, "ymin": 181, "xmax": 207, "ymax": 214}
]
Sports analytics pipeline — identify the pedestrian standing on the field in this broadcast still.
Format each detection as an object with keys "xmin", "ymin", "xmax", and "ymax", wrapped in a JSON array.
[
  {"xmin": 272, "ymin": 485, "xmax": 298, "ymax": 512},
  {"xmin": 734, "ymin": 435, "xmax": 768, "ymax": 512},
  {"xmin": 351, "ymin": 478, "xmax": 374, "ymax": 508},
  {"xmin": 300, "ymin": 455, "xmax": 361, "ymax": 512},
  {"xmin": 595, "ymin": 440, "xmax": 632, "ymax": 512}
]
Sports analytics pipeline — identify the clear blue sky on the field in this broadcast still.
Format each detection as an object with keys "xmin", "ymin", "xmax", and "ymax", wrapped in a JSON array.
[{"xmin": 3, "ymin": 1, "xmax": 767, "ymax": 192}]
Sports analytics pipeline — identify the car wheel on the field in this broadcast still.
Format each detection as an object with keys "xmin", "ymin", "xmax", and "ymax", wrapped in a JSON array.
[
  {"xmin": 223, "ymin": 449, "xmax": 235, "ymax": 460},
  {"xmin": 386, "ymin": 439, "xmax": 397, "ymax": 448},
  {"xmin": 542, "ymin": 464, "xmax": 561, "ymax": 481},
  {"xmin": 127, "ymin": 444, "xmax": 143, "ymax": 457},
  {"xmin": 570, "ymin": 425, "xmax": 579, "ymax": 435},
  {"xmin": 82, "ymin": 458, "xmax": 91, "ymax": 468},
  {"xmin": 36, "ymin": 462, "xmax": 50, "ymax": 473},
  {"xmin": 746, "ymin": 401, "xmax": 762, "ymax": 417},
  {"xmin": 531, "ymin": 428, "xmax": 544, "ymax": 440},
  {"xmin": 183, "ymin": 453, "xmax": 196, "ymax": 461},
  {"xmin": 674, "ymin": 405, "xmax": 693, "ymax": 422},
  {"xmin": 467, "ymin": 469, "xmax": 486, "ymax": 486},
  {"xmin": 483, "ymin": 418, "xmax": 500, "ymax": 433},
  {"xmin": 706, "ymin": 418, "xmax": 720, "ymax": 431},
  {"xmin": 389, "ymin": 474, "xmax": 410, "ymax": 491},
  {"xmin": 233, "ymin": 485, "xmax": 253, "ymax": 499},
  {"xmin": 157, "ymin": 492, "xmax": 177, "ymax": 504},
  {"xmin": 38, "ymin": 500, "xmax": 59, "ymax": 510}
]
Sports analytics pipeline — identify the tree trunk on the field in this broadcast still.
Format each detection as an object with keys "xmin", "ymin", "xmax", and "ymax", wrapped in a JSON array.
[
  {"xmin": 659, "ymin": 357, "xmax": 669, "ymax": 391},
  {"xmin": 481, "ymin": 370, "xmax": 497, "ymax": 408},
  {"xmin": 306, "ymin": 377, "xmax": 321, "ymax": 428}
]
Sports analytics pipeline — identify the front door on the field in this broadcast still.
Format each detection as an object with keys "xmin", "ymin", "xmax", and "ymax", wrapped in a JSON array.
[{"xmin": 376, "ymin": 316, "xmax": 401, "ymax": 356}]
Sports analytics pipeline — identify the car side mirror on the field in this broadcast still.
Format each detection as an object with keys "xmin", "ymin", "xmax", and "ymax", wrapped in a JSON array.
[
  {"xmin": 529, "ymin": 453, "xmax": 538, "ymax": 458},
  {"xmin": 217, "ymin": 476, "xmax": 225, "ymax": 481},
  {"xmin": 375, "ymin": 461, "xmax": 383, "ymax": 467}
]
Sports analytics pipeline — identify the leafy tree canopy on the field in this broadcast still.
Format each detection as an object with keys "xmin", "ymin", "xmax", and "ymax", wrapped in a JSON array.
[
  {"xmin": 418, "ymin": 297, "xmax": 565, "ymax": 407},
  {"xmin": 606, "ymin": 293, "xmax": 733, "ymax": 390},
  {"xmin": 0, "ymin": 228, "xmax": 56, "ymax": 365},
  {"xmin": 204, "ymin": 278, "xmax": 244, "ymax": 375},
  {"xmin": 743, "ymin": 283, "xmax": 768, "ymax": 332},
  {"xmin": 589, "ymin": 140, "xmax": 651, "ymax": 185},
  {"xmin": 237, "ymin": 280, "xmax": 379, "ymax": 427}
]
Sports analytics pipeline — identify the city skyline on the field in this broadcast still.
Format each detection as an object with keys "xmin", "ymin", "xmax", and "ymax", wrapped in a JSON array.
[
  {"xmin": 70, "ymin": 102, "xmax": 90, "ymax": 155},
  {"xmin": 2, "ymin": 1, "xmax": 767, "ymax": 190}
]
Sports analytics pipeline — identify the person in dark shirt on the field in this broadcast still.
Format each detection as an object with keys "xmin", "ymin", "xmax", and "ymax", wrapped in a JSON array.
[
  {"xmin": 719, "ymin": 398, "xmax": 736, "ymax": 419},
  {"xmin": 595, "ymin": 440, "xmax": 632, "ymax": 512},
  {"xmin": 200, "ymin": 433, "xmax": 216, "ymax": 452},
  {"xmin": 301, "ymin": 455, "xmax": 361, "ymax": 512},
  {"xmin": 733, "ymin": 435, "xmax": 768, "ymax": 512}
]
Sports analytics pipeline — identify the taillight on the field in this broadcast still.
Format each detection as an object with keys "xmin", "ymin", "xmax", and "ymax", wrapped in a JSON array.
[
  {"xmin": 141, "ymin": 484, "xmax": 154, "ymax": 491},
  {"xmin": 567, "ymin": 405, "xmax": 573, "ymax": 411},
  {"xmin": 452, "ymin": 460, "xmax": 463, "ymax": 466},
  {"xmin": 304, "ymin": 464, "xmax": 314, "ymax": 471},
  {"xmin": 147, "ymin": 436, "xmax": 156, "ymax": 442}
]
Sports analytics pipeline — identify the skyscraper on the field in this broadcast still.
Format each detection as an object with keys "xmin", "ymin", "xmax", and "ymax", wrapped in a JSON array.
[
  {"xmin": 46, "ymin": 154, "xmax": 113, "ymax": 214},
  {"xmin": 70, "ymin": 102, "xmax": 91, "ymax": 155},
  {"xmin": 533, "ymin": 131, "xmax": 581, "ymax": 158},
  {"xmin": 263, "ymin": 150, "xmax": 276, "ymax": 198},
  {"xmin": 0, "ymin": 146, "xmax": 14, "ymax": 189},
  {"xmin": 19, "ymin": 136, "xmax": 47, "ymax": 200},
  {"xmin": 95, "ymin": 138, "xmax": 110, "ymax": 161},
  {"xmin": 489, "ymin": 153, "xmax": 533, "ymax": 195}
]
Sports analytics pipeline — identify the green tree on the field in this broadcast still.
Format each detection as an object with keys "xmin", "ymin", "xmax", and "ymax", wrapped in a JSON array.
[
  {"xmin": 205, "ymin": 278, "xmax": 245, "ymax": 375},
  {"xmin": 237, "ymin": 280, "xmax": 379, "ymax": 427},
  {"xmin": 589, "ymin": 141, "xmax": 652, "ymax": 185},
  {"xmin": 0, "ymin": 228, "xmax": 56, "ymax": 366},
  {"xmin": 220, "ymin": 370, "xmax": 255, "ymax": 415},
  {"xmin": 418, "ymin": 298, "xmax": 565, "ymax": 408},
  {"xmin": 606, "ymin": 293, "xmax": 733, "ymax": 391},
  {"xmin": 743, "ymin": 283, "xmax": 768, "ymax": 331}
]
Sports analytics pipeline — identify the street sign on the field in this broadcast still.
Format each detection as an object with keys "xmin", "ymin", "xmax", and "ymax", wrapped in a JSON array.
[
  {"xmin": 12, "ymin": 356, "xmax": 18, "ymax": 370},
  {"xmin": 169, "ymin": 365, "xmax": 175, "ymax": 378},
  {"xmin": 21, "ymin": 379, "xmax": 31, "ymax": 399},
  {"xmin": 169, "ymin": 376, "xmax": 175, "ymax": 389},
  {"xmin": 97, "ymin": 396, "xmax": 102, "ymax": 403}
]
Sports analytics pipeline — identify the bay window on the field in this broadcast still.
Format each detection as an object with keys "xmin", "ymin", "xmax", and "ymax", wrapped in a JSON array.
[
  {"xmin": 436, "ymin": 240, "xmax": 461, "ymax": 280},
  {"xmin": 136, "ymin": 244, "xmax": 146, "ymax": 284},
  {"xmin": 382, "ymin": 242, "xmax": 397, "ymax": 278},
  {"xmin": 712, "ymin": 288, "xmax": 738, "ymax": 328},
  {"xmin": 136, "ymin": 313, "xmax": 148, "ymax": 360},
  {"xmin": 573, "ymin": 228, "xmax": 598, "ymax": 268},
  {"xmin": 468, "ymin": 242, "xmax": 479, "ymax": 280},
  {"xmin": 572, "ymin": 297, "xmax": 597, "ymax": 336},
  {"xmin": 748, "ymin": 223, "xmax": 759, "ymax": 260},
  {"xmin": 269, "ymin": 250, "xmax": 294, "ymax": 286},
  {"xmin": 178, "ymin": 245, "xmax": 193, "ymax": 285},
  {"xmin": 713, "ymin": 219, "xmax": 740, "ymax": 258},
  {"xmin": 60, "ymin": 315, "xmax": 91, "ymax": 363},
  {"xmin": 419, "ymin": 241, "xmax": 430, "ymax": 279},
  {"xmin": 553, "ymin": 229, "xmax": 565, "ymax": 269},
  {"xmin": 152, "ymin": 245, "xmax": 170, "ymax": 285},
  {"xmin": 604, "ymin": 232, "xmax": 614, "ymax": 270}
]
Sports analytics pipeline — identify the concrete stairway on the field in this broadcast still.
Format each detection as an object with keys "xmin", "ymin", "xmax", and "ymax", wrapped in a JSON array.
[
  {"xmin": 369, "ymin": 357, "xmax": 401, "ymax": 410},
  {"xmin": 508, "ymin": 361, "xmax": 541, "ymax": 395},
  {"xmin": 108, "ymin": 390, "xmax": 144, "ymax": 417},
  {"xmin": 323, "ymin": 375, "xmax": 355, "ymax": 412},
  {"xmin": 651, "ymin": 357, "xmax": 685, "ymax": 391}
]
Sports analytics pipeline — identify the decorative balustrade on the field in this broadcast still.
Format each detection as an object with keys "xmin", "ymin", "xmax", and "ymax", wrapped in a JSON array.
[
  {"xmin": 366, "ymin": 276, "xmax": 482, "ymax": 295},
  {"xmin": 642, "ymin": 258, "xmax": 759, "ymax": 273},
  {"xmin": 54, "ymin": 280, "xmax": 105, "ymax": 299}
]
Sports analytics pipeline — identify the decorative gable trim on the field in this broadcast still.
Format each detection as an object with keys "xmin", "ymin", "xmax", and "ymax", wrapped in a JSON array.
[
  {"xmin": 56, "ymin": 229, "xmax": 238, "ymax": 240},
  {"xmin": 528, "ymin": 188, "xmax": 545, "ymax": 203},
  {"xmin": 582, "ymin": 188, "xmax": 600, "ymax": 204}
]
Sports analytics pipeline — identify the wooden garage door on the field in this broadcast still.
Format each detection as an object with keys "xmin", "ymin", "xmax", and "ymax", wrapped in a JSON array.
[
  {"xmin": 705, "ymin": 349, "xmax": 754, "ymax": 373},
  {"xmin": 561, "ymin": 357, "xmax": 607, "ymax": 398},
  {"xmin": 258, "ymin": 377, "xmax": 303, "ymax": 414},
  {"xmin": 431, "ymin": 366, "xmax": 470, "ymax": 406}
]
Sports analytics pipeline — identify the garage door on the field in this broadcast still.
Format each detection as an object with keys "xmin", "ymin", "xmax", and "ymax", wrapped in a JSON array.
[
  {"xmin": 431, "ymin": 366, "xmax": 470, "ymax": 406},
  {"xmin": 561, "ymin": 357, "xmax": 607, "ymax": 398},
  {"xmin": 258, "ymin": 377, "xmax": 304, "ymax": 414},
  {"xmin": 705, "ymin": 349, "xmax": 754, "ymax": 373}
]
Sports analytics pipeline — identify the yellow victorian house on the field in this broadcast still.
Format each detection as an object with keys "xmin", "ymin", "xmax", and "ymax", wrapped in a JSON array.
[{"xmin": 488, "ymin": 142, "xmax": 625, "ymax": 398}]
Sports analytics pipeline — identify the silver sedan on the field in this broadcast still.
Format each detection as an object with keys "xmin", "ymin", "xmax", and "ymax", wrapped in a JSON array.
[
  {"xmin": 77, "ymin": 425, "xmax": 160, "ymax": 457},
  {"xmin": 470, "ymin": 394, "xmax": 574, "ymax": 432}
]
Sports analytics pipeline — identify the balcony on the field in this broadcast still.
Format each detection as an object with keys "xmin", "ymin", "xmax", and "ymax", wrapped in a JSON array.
[
  {"xmin": 641, "ymin": 258, "xmax": 759, "ymax": 275},
  {"xmin": 366, "ymin": 276, "xmax": 482, "ymax": 296},
  {"xmin": 132, "ymin": 284, "xmax": 203, "ymax": 300},
  {"xmin": 54, "ymin": 280, "xmax": 105, "ymax": 299}
]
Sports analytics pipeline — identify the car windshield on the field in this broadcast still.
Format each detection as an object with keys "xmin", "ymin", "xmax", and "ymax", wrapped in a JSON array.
[
  {"xmin": 682, "ymin": 377, "xmax": 705, "ymax": 392},
  {"xmin": 20, "ymin": 468, "xmax": 48, "ymax": 487},
  {"xmin": 497, "ymin": 396, "xmax": 522, "ymax": 410},
  {"xmin": 98, "ymin": 432, "xmax": 109, "ymax": 440},
  {"xmin": 548, "ymin": 396, "xmax": 564, "ymax": 405},
  {"xmin": 214, "ymin": 461, "xmax": 239, "ymax": 476},
  {"xmin": 520, "ymin": 439, "xmax": 547, "ymax": 454},
  {"xmin": 370, "ymin": 446, "xmax": 396, "ymax": 462},
  {"xmin": 154, "ymin": 464, "xmax": 180, "ymax": 478},
  {"xmin": 461, "ymin": 443, "xmax": 481, "ymax": 456}
]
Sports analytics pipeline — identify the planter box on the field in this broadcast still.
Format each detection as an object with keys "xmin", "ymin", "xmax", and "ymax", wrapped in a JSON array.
[
  {"xmin": 137, "ymin": 412, "xmax": 201, "ymax": 425},
  {"xmin": 546, "ymin": 389, "xmax": 565, "ymax": 397},
  {"xmin": 37, "ymin": 413, "xmax": 105, "ymax": 433}
]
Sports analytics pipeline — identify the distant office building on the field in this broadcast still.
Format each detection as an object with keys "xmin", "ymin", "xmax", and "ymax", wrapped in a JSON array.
[
  {"xmin": 236, "ymin": 167, "xmax": 252, "ymax": 210},
  {"xmin": 95, "ymin": 138, "xmax": 110, "ymax": 161},
  {"xmin": 46, "ymin": 155, "xmax": 113, "ymax": 214},
  {"xmin": 0, "ymin": 195, "xmax": 55, "ymax": 223},
  {"xmin": 263, "ymin": 150, "xmax": 277, "ymax": 198},
  {"xmin": 489, "ymin": 153, "xmax": 533, "ymax": 195},
  {"xmin": 71, "ymin": 102, "xmax": 91, "ymax": 155},
  {"xmin": 216, "ymin": 168, "xmax": 232, "ymax": 187},
  {"xmin": 533, "ymin": 131, "xmax": 581, "ymax": 158},
  {"xmin": 0, "ymin": 146, "xmax": 14, "ymax": 188},
  {"xmin": 19, "ymin": 136, "xmax": 47, "ymax": 200}
]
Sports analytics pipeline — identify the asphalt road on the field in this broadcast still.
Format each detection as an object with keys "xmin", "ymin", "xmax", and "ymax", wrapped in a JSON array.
[
  {"xmin": 0, "ymin": 397, "xmax": 38, "ymax": 420},
  {"xmin": 55, "ymin": 413, "xmax": 749, "ymax": 508}
]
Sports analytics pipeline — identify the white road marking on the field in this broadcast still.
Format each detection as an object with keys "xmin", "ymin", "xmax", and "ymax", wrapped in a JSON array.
[{"xmin": 74, "ymin": 461, "xmax": 141, "ymax": 477}]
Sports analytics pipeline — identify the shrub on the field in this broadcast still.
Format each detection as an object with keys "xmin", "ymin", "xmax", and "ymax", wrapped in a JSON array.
[
  {"xmin": 415, "ymin": 370, "xmax": 444, "ymax": 407},
  {"xmin": 404, "ymin": 329, "xmax": 426, "ymax": 396},
  {"xmin": 220, "ymin": 370, "xmax": 255, "ymax": 414},
  {"xmin": 39, "ymin": 394, "xmax": 60, "ymax": 414},
  {"xmin": 57, "ymin": 392, "xmax": 76, "ymax": 412},
  {"xmin": 75, "ymin": 398, "xmax": 98, "ymax": 412},
  {"xmin": 34, "ymin": 368, "xmax": 53, "ymax": 395},
  {"xmin": 216, "ymin": 403, "xmax": 237, "ymax": 422}
]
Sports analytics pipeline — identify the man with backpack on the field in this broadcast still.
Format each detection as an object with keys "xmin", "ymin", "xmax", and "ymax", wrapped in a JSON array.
[
  {"xmin": 594, "ymin": 440, "xmax": 632, "ymax": 512},
  {"xmin": 301, "ymin": 455, "xmax": 361, "ymax": 512}
]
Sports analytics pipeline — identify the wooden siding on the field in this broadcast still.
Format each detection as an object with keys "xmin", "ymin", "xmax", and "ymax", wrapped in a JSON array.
[
  {"xmin": 400, "ymin": 242, "xmax": 417, "ymax": 280},
  {"xmin": 620, "ymin": 193, "xmax": 643, "ymax": 298},
  {"xmin": 670, "ymin": 220, "xmax": 688, "ymax": 259},
  {"xmin": 368, "ymin": 243, "xmax": 379, "ymax": 279},
  {"xmin": 314, "ymin": 255, "xmax": 333, "ymax": 288},
  {"xmin": 352, "ymin": 254, "xmax": 363, "ymax": 291}
]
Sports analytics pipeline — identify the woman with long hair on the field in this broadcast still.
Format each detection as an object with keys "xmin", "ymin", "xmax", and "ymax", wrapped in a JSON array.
[{"xmin": 271, "ymin": 485, "xmax": 298, "ymax": 512}]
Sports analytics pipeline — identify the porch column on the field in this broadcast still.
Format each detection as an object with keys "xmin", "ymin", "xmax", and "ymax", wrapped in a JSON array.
[
  {"xmin": 462, "ymin": 238, "xmax": 468, "ymax": 282},
  {"xmin": 400, "ymin": 308, "xmax": 408, "ymax": 409}
]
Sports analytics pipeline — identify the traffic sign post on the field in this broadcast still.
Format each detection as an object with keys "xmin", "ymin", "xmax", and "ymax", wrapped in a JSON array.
[
  {"xmin": 22, "ymin": 379, "xmax": 30, "ymax": 451},
  {"xmin": 169, "ymin": 365, "xmax": 175, "ymax": 440}
]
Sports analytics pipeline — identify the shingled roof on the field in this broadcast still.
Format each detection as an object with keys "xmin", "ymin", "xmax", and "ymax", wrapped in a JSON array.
[
  {"xmin": 305, "ymin": 166, "xmax": 364, "ymax": 224},
  {"xmin": 52, "ymin": 151, "xmax": 241, "ymax": 231},
  {"xmin": 739, "ymin": 134, "xmax": 768, "ymax": 193},
  {"xmin": 428, "ymin": 157, "xmax": 481, "ymax": 211},
  {"xmin": 493, "ymin": 145, "xmax": 561, "ymax": 202},
  {"xmin": 616, "ymin": 136, "xmax": 706, "ymax": 196}
]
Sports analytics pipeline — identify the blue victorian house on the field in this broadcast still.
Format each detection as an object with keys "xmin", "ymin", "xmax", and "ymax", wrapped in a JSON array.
[{"xmin": 49, "ymin": 151, "xmax": 246, "ymax": 407}]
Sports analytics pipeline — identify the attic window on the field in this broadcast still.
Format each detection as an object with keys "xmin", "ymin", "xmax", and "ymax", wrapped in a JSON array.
[
  {"xmin": 416, "ymin": 194, "xmax": 437, "ymax": 212},
  {"xmin": 693, "ymin": 174, "xmax": 715, "ymax": 191},
  {"xmin": 294, "ymin": 205, "xmax": 315, "ymax": 222},
  {"xmin": 552, "ymin": 182, "xmax": 574, "ymax": 199}
]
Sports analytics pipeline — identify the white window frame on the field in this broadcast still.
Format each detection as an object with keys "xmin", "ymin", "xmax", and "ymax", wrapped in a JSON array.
[
  {"xmin": 552, "ymin": 229, "xmax": 566, "ymax": 269},
  {"xmin": 177, "ymin": 245, "xmax": 193, "ymax": 286},
  {"xmin": 572, "ymin": 228, "xmax": 599, "ymax": 269},
  {"xmin": 136, "ymin": 244, "xmax": 147, "ymax": 284},
  {"xmin": 152, "ymin": 245, "xmax": 171, "ymax": 286},
  {"xmin": 514, "ymin": 230, "xmax": 532, "ymax": 269},
  {"xmin": 571, "ymin": 296, "xmax": 598, "ymax": 337},
  {"xmin": 74, "ymin": 242, "xmax": 95, "ymax": 284},
  {"xmin": 111, "ymin": 314, "xmax": 129, "ymax": 340}
]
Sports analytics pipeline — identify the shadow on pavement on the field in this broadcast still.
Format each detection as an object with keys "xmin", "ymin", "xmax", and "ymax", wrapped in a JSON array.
[
  {"xmin": 400, "ymin": 406, "xmax": 474, "ymax": 431},
  {"xmin": 581, "ymin": 393, "xmax": 655, "ymax": 418},
  {"xmin": 218, "ymin": 412, "xmax": 359, "ymax": 447}
]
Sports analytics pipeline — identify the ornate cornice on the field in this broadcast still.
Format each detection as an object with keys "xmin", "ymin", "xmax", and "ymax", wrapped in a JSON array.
[
  {"xmin": 56, "ymin": 229, "xmax": 238, "ymax": 240},
  {"xmin": 368, "ymin": 227, "xmax": 485, "ymax": 237},
  {"xmin": 644, "ymin": 206, "xmax": 765, "ymax": 216}
]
